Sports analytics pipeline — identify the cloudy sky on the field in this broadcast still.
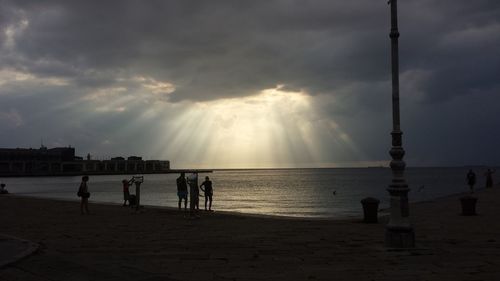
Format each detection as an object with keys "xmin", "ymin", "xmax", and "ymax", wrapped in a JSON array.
[{"xmin": 1, "ymin": 0, "xmax": 499, "ymax": 169}]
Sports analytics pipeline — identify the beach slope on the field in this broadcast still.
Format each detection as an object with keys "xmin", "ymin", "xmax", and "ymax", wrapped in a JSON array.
[{"xmin": 1, "ymin": 186, "xmax": 500, "ymax": 280}]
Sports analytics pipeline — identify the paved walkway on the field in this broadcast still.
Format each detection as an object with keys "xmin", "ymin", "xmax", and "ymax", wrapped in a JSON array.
[{"xmin": 0, "ymin": 235, "xmax": 39, "ymax": 268}]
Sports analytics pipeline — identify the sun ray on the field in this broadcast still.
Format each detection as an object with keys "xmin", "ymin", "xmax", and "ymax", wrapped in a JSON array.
[{"xmin": 149, "ymin": 86, "xmax": 362, "ymax": 168}]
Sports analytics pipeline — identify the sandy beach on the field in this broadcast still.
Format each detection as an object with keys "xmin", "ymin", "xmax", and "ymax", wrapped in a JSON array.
[{"xmin": 1, "ymin": 186, "xmax": 500, "ymax": 281}]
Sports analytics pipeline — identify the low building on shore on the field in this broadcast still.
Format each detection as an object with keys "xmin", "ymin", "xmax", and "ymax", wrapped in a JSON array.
[{"xmin": 0, "ymin": 146, "xmax": 170, "ymax": 176}]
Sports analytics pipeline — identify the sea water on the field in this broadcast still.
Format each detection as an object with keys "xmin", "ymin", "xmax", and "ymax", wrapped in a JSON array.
[{"xmin": 2, "ymin": 167, "xmax": 494, "ymax": 218}]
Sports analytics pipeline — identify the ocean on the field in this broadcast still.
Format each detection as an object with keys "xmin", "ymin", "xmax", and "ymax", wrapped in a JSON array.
[{"xmin": 2, "ymin": 167, "xmax": 493, "ymax": 218}]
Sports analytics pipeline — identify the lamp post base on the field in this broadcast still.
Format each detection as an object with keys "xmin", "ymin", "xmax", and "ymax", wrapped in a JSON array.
[{"xmin": 385, "ymin": 225, "xmax": 415, "ymax": 248}]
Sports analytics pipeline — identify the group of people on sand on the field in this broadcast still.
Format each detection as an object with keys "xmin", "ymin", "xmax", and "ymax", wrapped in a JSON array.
[
  {"xmin": 176, "ymin": 172, "xmax": 213, "ymax": 217},
  {"xmin": 466, "ymin": 168, "xmax": 495, "ymax": 193},
  {"xmin": 78, "ymin": 175, "xmax": 136, "ymax": 215},
  {"xmin": 77, "ymin": 173, "xmax": 213, "ymax": 217}
]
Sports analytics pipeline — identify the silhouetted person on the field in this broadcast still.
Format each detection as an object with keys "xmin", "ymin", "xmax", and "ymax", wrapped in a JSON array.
[
  {"xmin": 176, "ymin": 173, "xmax": 188, "ymax": 211},
  {"xmin": 122, "ymin": 178, "xmax": 134, "ymax": 206},
  {"xmin": 187, "ymin": 173, "xmax": 199, "ymax": 217},
  {"xmin": 485, "ymin": 169, "xmax": 495, "ymax": 188},
  {"xmin": 466, "ymin": 170, "xmax": 476, "ymax": 193},
  {"xmin": 200, "ymin": 176, "xmax": 213, "ymax": 211},
  {"xmin": 0, "ymin": 183, "xmax": 7, "ymax": 194},
  {"xmin": 78, "ymin": 176, "xmax": 90, "ymax": 214}
]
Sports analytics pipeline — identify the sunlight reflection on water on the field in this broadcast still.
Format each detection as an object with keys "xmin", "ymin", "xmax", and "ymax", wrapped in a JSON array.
[{"xmin": 4, "ymin": 167, "xmax": 485, "ymax": 218}]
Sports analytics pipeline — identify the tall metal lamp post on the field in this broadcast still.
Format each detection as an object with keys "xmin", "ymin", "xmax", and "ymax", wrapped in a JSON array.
[{"xmin": 385, "ymin": 0, "xmax": 415, "ymax": 248}]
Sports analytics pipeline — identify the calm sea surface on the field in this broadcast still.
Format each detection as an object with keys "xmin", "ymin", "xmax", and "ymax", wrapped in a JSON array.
[{"xmin": 2, "ymin": 167, "xmax": 495, "ymax": 218}]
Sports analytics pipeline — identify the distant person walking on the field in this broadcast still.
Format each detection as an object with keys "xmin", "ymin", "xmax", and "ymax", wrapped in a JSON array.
[
  {"xmin": 0, "ymin": 183, "xmax": 8, "ymax": 194},
  {"xmin": 78, "ymin": 176, "xmax": 90, "ymax": 214},
  {"xmin": 200, "ymin": 176, "xmax": 213, "ymax": 211},
  {"xmin": 466, "ymin": 170, "xmax": 476, "ymax": 193},
  {"xmin": 176, "ymin": 173, "xmax": 188, "ymax": 211},
  {"xmin": 485, "ymin": 169, "xmax": 495, "ymax": 188},
  {"xmin": 122, "ymin": 178, "xmax": 133, "ymax": 206},
  {"xmin": 187, "ymin": 173, "xmax": 199, "ymax": 217}
]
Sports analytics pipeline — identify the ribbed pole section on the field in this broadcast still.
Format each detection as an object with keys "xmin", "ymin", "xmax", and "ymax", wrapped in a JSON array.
[{"xmin": 385, "ymin": 0, "xmax": 415, "ymax": 248}]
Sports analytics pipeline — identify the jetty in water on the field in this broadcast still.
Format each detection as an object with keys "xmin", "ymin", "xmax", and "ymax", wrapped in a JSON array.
[{"xmin": 0, "ymin": 146, "xmax": 211, "ymax": 177}]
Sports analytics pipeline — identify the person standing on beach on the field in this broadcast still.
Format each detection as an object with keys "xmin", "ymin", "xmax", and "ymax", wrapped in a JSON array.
[
  {"xmin": 200, "ymin": 176, "xmax": 213, "ymax": 211},
  {"xmin": 78, "ymin": 176, "xmax": 90, "ymax": 214},
  {"xmin": 176, "ymin": 173, "xmax": 188, "ymax": 211},
  {"xmin": 466, "ymin": 170, "xmax": 476, "ymax": 193},
  {"xmin": 485, "ymin": 169, "xmax": 495, "ymax": 188},
  {"xmin": 0, "ymin": 183, "xmax": 7, "ymax": 194},
  {"xmin": 122, "ymin": 178, "xmax": 134, "ymax": 206},
  {"xmin": 187, "ymin": 173, "xmax": 199, "ymax": 217}
]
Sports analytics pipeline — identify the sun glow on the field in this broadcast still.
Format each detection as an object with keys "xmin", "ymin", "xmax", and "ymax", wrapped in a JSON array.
[
  {"xmin": 154, "ymin": 86, "xmax": 363, "ymax": 169},
  {"xmin": 47, "ymin": 77, "xmax": 365, "ymax": 168}
]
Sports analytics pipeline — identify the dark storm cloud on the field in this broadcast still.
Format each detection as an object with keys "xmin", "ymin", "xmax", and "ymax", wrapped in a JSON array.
[
  {"xmin": 2, "ymin": 0, "xmax": 498, "ymax": 104},
  {"xmin": 396, "ymin": 1, "xmax": 500, "ymax": 104},
  {"xmin": 1, "ymin": 0, "xmax": 500, "ymax": 167},
  {"xmin": 1, "ymin": 0, "xmax": 390, "ymax": 101}
]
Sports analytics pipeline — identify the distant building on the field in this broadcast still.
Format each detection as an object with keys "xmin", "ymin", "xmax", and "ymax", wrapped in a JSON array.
[{"xmin": 0, "ymin": 146, "xmax": 170, "ymax": 176}]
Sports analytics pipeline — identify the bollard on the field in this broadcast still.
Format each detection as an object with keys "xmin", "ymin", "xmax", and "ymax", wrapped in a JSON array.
[
  {"xmin": 361, "ymin": 197, "xmax": 380, "ymax": 223},
  {"xmin": 460, "ymin": 196, "xmax": 478, "ymax": 216}
]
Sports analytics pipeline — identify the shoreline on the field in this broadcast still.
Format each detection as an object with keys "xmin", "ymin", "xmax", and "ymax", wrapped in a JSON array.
[
  {"xmin": 8, "ymin": 184, "xmax": 490, "ymax": 221},
  {"xmin": 5, "ymin": 193, "xmax": 357, "ymax": 222}
]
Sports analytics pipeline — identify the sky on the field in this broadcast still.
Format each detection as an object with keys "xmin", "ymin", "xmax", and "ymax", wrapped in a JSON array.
[{"xmin": 1, "ymin": 0, "xmax": 499, "ymax": 169}]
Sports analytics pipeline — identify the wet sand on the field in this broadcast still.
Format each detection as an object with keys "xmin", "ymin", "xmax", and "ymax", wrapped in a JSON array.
[{"xmin": 1, "ymin": 185, "xmax": 500, "ymax": 280}]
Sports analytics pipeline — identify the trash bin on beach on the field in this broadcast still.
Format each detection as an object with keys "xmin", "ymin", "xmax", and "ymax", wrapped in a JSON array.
[
  {"xmin": 361, "ymin": 197, "xmax": 380, "ymax": 223},
  {"xmin": 460, "ymin": 195, "xmax": 477, "ymax": 216}
]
